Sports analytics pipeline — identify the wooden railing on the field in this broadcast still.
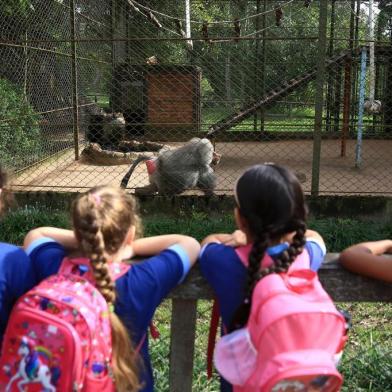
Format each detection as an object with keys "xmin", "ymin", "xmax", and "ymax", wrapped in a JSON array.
[{"xmin": 167, "ymin": 254, "xmax": 392, "ymax": 392}]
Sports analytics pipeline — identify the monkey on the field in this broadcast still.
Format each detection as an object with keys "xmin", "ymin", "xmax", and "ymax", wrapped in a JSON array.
[
  {"xmin": 87, "ymin": 111, "xmax": 126, "ymax": 148},
  {"xmin": 146, "ymin": 56, "xmax": 159, "ymax": 65},
  {"xmin": 120, "ymin": 138, "xmax": 221, "ymax": 196},
  {"xmin": 275, "ymin": 5, "xmax": 283, "ymax": 27},
  {"xmin": 234, "ymin": 18, "xmax": 241, "ymax": 42},
  {"xmin": 202, "ymin": 21, "xmax": 210, "ymax": 43}
]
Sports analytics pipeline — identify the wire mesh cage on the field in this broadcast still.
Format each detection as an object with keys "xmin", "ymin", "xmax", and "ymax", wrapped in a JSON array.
[{"xmin": 2, "ymin": 1, "xmax": 392, "ymax": 195}]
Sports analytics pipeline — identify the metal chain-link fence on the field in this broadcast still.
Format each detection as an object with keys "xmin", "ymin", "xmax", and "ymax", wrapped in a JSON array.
[{"xmin": 1, "ymin": 0, "xmax": 392, "ymax": 195}]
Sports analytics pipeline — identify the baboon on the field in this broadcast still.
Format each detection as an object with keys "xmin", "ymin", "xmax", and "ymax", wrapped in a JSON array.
[{"xmin": 121, "ymin": 138, "xmax": 221, "ymax": 196}]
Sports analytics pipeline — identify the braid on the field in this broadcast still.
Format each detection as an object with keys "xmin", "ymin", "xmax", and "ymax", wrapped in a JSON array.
[
  {"xmin": 75, "ymin": 192, "xmax": 141, "ymax": 392},
  {"xmin": 270, "ymin": 220, "xmax": 307, "ymax": 275},
  {"xmin": 230, "ymin": 232, "xmax": 269, "ymax": 332}
]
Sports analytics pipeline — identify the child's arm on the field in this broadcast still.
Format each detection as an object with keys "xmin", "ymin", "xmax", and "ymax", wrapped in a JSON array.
[
  {"xmin": 339, "ymin": 240, "xmax": 392, "ymax": 283},
  {"xmin": 201, "ymin": 230, "xmax": 247, "ymax": 248},
  {"xmin": 24, "ymin": 227, "xmax": 78, "ymax": 250},
  {"xmin": 129, "ymin": 235, "xmax": 200, "ymax": 266}
]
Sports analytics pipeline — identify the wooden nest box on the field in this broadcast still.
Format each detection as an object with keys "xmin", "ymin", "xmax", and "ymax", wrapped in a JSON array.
[{"xmin": 112, "ymin": 64, "xmax": 201, "ymax": 134}]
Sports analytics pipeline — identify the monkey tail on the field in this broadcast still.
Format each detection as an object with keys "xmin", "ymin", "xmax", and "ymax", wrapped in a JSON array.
[{"xmin": 120, "ymin": 156, "xmax": 151, "ymax": 189}]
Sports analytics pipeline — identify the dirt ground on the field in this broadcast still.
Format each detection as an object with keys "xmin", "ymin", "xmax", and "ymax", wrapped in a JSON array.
[{"xmin": 11, "ymin": 139, "xmax": 392, "ymax": 195}]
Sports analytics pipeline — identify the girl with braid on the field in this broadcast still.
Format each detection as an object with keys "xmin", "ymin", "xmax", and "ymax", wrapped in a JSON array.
[
  {"xmin": 199, "ymin": 164, "xmax": 326, "ymax": 392},
  {"xmin": 23, "ymin": 185, "xmax": 200, "ymax": 392}
]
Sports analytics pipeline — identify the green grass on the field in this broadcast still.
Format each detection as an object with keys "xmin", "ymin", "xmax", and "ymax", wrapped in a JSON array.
[
  {"xmin": 0, "ymin": 206, "xmax": 391, "ymax": 391},
  {"xmin": 202, "ymin": 107, "xmax": 315, "ymax": 132},
  {"xmin": 2, "ymin": 206, "xmax": 391, "ymax": 252}
]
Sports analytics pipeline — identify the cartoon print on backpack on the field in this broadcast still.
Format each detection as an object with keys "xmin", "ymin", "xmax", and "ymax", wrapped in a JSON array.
[
  {"xmin": 4, "ymin": 336, "xmax": 58, "ymax": 392},
  {"xmin": 0, "ymin": 265, "xmax": 123, "ymax": 391}
]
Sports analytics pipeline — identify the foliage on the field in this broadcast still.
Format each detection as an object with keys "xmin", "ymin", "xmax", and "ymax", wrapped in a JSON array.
[{"xmin": 0, "ymin": 79, "xmax": 43, "ymax": 168}]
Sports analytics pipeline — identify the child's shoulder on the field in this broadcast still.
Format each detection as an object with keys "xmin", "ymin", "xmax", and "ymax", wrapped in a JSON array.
[
  {"xmin": 0, "ymin": 242, "xmax": 30, "ymax": 268},
  {"xmin": 199, "ymin": 242, "xmax": 245, "ymax": 275}
]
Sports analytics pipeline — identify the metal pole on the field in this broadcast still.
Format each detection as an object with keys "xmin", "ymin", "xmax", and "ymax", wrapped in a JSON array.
[
  {"xmin": 355, "ymin": 47, "xmax": 367, "ymax": 168},
  {"xmin": 260, "ymin": 0, "xmax": 266, "ymax": 133},
  {"xmin": 311, "ymin": 0, "xmax": 328, "ymax": 196},
  {"xmin": 341, "ymin": 0, "xmax": 355, "ymax": 157},
  {"xmin": 253, "ymin": 0, "xmax": 261, "ymax": 131},
  {"xmin": 70, "ymin": 0, "xmax": 79, "ymax": 160},
  {"xmin": 326, "ymin": 0, "xmax": 336, "ymax": 133}
]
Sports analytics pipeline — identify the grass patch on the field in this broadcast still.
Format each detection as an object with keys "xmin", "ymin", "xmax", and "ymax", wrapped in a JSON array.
[
  {"xmin": 0, "ymin": 206, "xmax": 391, "ymax": 391},
  {"xmin": 2, "ymin": 206, "xmax": 391, "ymax": 252}
]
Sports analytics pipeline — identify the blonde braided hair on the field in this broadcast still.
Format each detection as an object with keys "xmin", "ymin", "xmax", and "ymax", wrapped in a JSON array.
[{"xmin": 73, "ymin": 186, "xmax": 142, "ymax": 391}]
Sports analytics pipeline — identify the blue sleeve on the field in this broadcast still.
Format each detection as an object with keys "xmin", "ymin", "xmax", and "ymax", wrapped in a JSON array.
[
  {"xmin": 305, "ymin": 238, "xmax": 327, "ymax": 272},
  {"xmin": 199, "ymin": 243, "xmax": 247, "ymax": 328},
  {"xmin": 26, "ymin": 237, "xmax": 66, "ymax": 282},
  {"xmin": 115, "ymin": 245, "xmax": 188, "ymax": 334},
  {"xmin": 0, "ymin": 243, "xmax": 36, "ymax": 342}
]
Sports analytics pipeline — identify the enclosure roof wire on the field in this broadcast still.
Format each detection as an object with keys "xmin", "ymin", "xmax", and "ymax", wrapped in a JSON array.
[
  {"xmin": 127, "ymin": 0, "xmax": 182, "ymax": 36},
  {"xmin": 130, "ymin": 0, "xmax": 294, "ymax": 25},
  {"xmin": 242, "ymin": 2, "xmax": 306, "ymax": 38}
]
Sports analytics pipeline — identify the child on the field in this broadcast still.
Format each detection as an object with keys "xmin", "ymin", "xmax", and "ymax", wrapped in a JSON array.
[
  {"xmin": 23, "ymin": 185, "xmax": 200, "ymax": 391},
  {"xmin": 0, "ymin": 166, "xmax": 36, "ymax": 349},
  {"xmin": 199, "ymin": 164, "xmax": 327, "ymax": 391},
  {"xmin": 340, "ymin": 239, "xmax": 392, "ymax": 283}
]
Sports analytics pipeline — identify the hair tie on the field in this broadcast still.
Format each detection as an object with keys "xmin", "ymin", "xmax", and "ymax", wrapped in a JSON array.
[{"xmin": 92, "ymin": 193, "xmax": 101, "ymax": 206}]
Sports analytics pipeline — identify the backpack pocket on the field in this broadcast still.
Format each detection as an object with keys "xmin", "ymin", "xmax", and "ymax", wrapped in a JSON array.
[
  {"xmin": 258, "ymin": 349, "xmax": 343, "ymax": 392},
  {"xmin": 214, "ymin": 327, "xmax": 258, "ymax": 386},
  {"xmin": 0, "ymin": 307, "xmax": 83, "ymax": 392}
]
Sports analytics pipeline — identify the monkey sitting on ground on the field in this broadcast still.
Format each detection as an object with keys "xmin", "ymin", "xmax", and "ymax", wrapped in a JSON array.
[
  {"xmin": 120, "ymin": 138, "xmax": 221, "ymax": 196},
  {"xmin": 87, "ymin": 111, "xmax": 126, "ymax": 148}
]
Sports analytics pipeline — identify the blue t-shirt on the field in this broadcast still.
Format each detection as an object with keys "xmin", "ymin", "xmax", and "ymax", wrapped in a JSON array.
[
  {"xmin": 199, "ymin": 239, "xmax": 326, "ymax": 392},
  {"xmin": 0, "ymin": 243, "xmax": 36, "ymax": 347},
  {"xmin": 26, "ymin": 238, "xmax": 191, "ymax": 392}
]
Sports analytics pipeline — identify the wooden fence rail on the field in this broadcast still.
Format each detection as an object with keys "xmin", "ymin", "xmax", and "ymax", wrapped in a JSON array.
[{"xmin": 167, "ymin": 253, "xmax": 392, "ymax": 392}]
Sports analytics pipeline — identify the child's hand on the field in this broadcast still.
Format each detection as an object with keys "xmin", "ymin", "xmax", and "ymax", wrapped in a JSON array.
[{"xmin": 221, "ymin": 230, "xmax": 247, "ymax": 248}]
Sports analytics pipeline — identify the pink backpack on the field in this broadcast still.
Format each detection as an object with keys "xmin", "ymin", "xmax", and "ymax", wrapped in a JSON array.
[
  {"xmin": 0, "ymin": 257, "xmax": 130, "ymax": 392},
  {"xmin": 213, "ymin": 247, "xmax": 348, "ymax": 392}
]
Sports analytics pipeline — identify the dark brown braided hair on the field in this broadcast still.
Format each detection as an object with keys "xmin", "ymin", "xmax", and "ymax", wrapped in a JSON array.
[
  {"xmin": 72, "ymin": 186, "xmax": 142, "ymax": 392},
  {"xmin": 230, "ymin": 164, "xmax": 307, "ymax": 331}
]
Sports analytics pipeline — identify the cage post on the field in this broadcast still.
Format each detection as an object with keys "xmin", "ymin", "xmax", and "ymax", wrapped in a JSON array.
[
  {"xmin": 70, "ymin": 0, "xmax": 79, "ymax": 160},
  {"xmin": 311, "ymin": 0, "xmax": 328, "ymax": 196},
  {"xmin": 333, "ymin": 63, "xmax": 342, "ymax": 134}
]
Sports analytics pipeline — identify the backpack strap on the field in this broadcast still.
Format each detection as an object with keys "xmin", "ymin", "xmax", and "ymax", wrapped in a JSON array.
[
  {"xmin": 207, "ymin": 298, "xmax": 220, "ymax": 379},
  {"xmin": 59, "ymin": 257, "xmax": 131, "ymax": 282}
]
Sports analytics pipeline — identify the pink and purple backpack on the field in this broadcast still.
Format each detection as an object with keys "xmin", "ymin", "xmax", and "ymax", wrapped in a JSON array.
[
  {"xmin": 213, "ymin": 246, "xmax": 348, "ymax": 392},
  {"xmin": 0, "ymin": 257, "xmax": 130, "ymax": 392}
]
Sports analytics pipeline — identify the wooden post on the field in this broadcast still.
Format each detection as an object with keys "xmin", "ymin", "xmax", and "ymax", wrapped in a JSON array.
[
  {"xmin": 169, "ymin": 299, "xmax": 197, "ymax": 392},
  {"xmin": 333, "ymin": 65, "xmax": 342, "ymax": 134},
  {"xmin": 311, "ymin": 0, "xmax": 328, "ymax": 196},
  {"xmin": 70, "ymin": 0, "xmax": 79, "ymax": 160}
]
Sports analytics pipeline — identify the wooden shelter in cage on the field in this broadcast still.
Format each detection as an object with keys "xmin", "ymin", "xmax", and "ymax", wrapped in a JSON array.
[{"xmin": 112, "ymin": 64, "xmax": 201, "ymax": 134}]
